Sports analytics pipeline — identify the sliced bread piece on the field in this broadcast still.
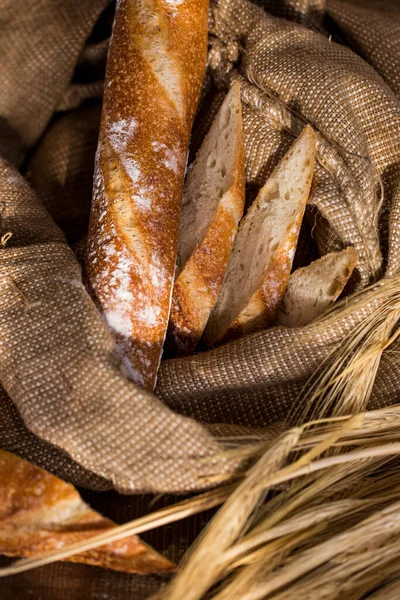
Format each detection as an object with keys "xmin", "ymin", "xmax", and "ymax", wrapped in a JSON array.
[
  {"xmin": 203, "ymin": 125, "xmax": 316, "ymax": 345},
  {"xmin": 167, "ymin": 82, "xmax": 245, "ymax": 354},
  {"xmin": 0, "ymin": 449, "xmax": 174, "ymax": 573},
  {"xmin": 277, "ymin": 247, "xmax": 358, "ymax": 328}
]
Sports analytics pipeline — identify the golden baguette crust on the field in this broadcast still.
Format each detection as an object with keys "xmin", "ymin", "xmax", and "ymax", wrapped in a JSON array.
[
  {"xmin": 168, "ymin": 83, "xmax": 245, "ymax": 355},
  {"xmin": 0, "ymin": 450, "xmax": 174, "ymax": 573},
  {"xmin": 85, "ymin": 0, "xmax": 209, "ymax": 389},
  {"xmin": 204, "ymin": 126, "xmax": 316, "ymax": 345}
]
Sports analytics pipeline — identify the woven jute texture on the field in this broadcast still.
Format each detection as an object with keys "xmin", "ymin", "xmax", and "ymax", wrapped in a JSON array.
[
  {"xmin": 0, "ymin": 0, "xmax": 399, "ymax": 500},
  {"xmin": 0, "ymin": 0, "xmax": 110, "ymax": 166}
]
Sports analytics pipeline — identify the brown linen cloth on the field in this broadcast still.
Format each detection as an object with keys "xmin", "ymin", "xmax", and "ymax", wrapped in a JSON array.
[{"xmin": 0, "ymin": 0, "xmax": 399, "ymax": 494}]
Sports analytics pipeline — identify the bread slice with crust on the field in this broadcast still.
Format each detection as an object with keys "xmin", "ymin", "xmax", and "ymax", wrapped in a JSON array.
[
  {"xmin": 277, "ymin": 247, "xmax": 358, "ymax": 328},
  {"xmin": 167, "ymin": 82, "xmax": 245, "ymax": 354},
  {"xmin": 204, "ymin": 125, "xmax": 316, "ymax": 345},
  {"xmin": 0, "ymin": 449, "xmax": 174, "ymax": 573}
]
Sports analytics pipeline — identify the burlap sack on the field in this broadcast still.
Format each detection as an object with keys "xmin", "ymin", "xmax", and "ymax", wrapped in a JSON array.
[{"xmin": 0, "ymin": 0, "xmax": 399, "ymax": 496}]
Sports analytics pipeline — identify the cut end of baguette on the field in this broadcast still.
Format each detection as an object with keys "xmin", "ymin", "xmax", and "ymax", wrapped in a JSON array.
[
  {"xmin": 277, "ymin": 246, "xmax": 358, "ymax": 328},
  {"xmin": 177, "ymin": 81, "xmax": 243, "ymax": 273},
  {"xmin": 167, "ymin": 82, "xmax": 245, "ymax": 354},
  {"xmin": 204, "ymin": 125, "xmax": 316, "ymax": 346}
]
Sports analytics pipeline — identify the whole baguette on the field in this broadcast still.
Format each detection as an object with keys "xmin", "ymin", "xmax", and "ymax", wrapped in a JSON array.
[
  {"xmin": 85, "ymin": 0, "xmax": 209, "ymax": 389},
  {"xmin": 204, "ymin": 126, "xmax": 316, "ymax": 345},
  {"xmin": 168, "ymin": 82, "xmax": 245, "ymax": 355},
  {"xmin": 277, "ymin": 247, "xmax": 358, "ymax": 328}
]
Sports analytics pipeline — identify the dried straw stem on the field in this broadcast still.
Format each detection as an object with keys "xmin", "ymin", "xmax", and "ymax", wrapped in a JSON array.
[
  {"xmin": 208, "ymin": 497, "xmax": 400, "ymax": 600},
  {"xmin": 155, "ymin": 429, "xmax": 301, "ymax": 600},
  {"xmin": 155, "ymin": 414, "xmax": 400, "ymax": 599},
  {"xmin": 300, "ymin": 275, "xmax": 400, "ymax": 421},
  {"xmin": 367, "ymin": 576, "xmax": 400, "ymax": 600}
]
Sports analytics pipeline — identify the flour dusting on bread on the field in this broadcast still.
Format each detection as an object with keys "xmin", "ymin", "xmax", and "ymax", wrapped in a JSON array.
[
  {"xmin": 85, "ymin": 0, "xmax": 209, "ymax": 389},
  {"xmin": 152, "ymin": 141, "xmax": 179, "ymax": 173}
]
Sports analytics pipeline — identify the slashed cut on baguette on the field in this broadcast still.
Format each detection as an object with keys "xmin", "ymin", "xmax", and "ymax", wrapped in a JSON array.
[
  {"xmin": 204, "ymin": 126, "xmax": 316, "ymax": 345},
  {"xmin": 167, "ymin": 82, "xmax": 245, "ymax": 354},
  {"xmin": 277, "ymin": 247, "xmax": 358, "ymax": 328}
]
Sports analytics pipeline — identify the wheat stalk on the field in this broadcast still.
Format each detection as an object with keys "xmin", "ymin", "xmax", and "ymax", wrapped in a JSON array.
[
  {"xmin": 367, "ymin": 576, "xmax": 400, "ymax": 600},
  {"xmin": 208, "ymin": 465, "xmax": 400, "ymax": 599},
  {"xmin": 155, "ymin": 277, "xmax": 400, "ymax": 599},
  {"xmin": 271, "ymin": 540, "xmax": 400, "ymax": 600},
  {"xmin": 211, "ymin": 498, "xmax": 400, "ymax": 600},
  {"xmin": 154, "ymin": 429, "xmax": 301, "ymax": 600},
  {"xmin": 298, "ymin": 275, "xmax": 400, "ymax": 422},
  {"xmin": 154, "ymin": 416, "xmax": 400, "ymax": 600}
]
